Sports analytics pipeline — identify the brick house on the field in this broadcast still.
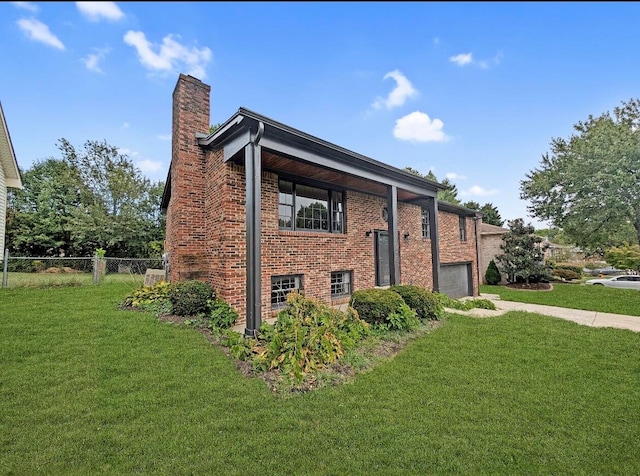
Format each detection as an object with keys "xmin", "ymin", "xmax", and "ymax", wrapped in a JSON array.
[{"xmin": 161, "ymin": 74, "xmax": 481, "ymax": 336}]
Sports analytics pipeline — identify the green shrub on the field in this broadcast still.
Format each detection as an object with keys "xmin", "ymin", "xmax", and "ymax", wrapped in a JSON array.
[
  {"xmin": 121, "ymin": 280, "xmax": 173, "ymax": 314},
  {"xmin": 436, "ymin": 293, "xmax": 496, "ymax": 311},
  {"xmin": 553, "ymin": 269, "xmax": 580, "ymax": 281},
  {"xmin": 390, "ymin": 284, "xmax": 443, "ymax": 320},
  {"xmin": 167, "ymin": 280, "xmax": 215, "ymax": 316},
  {"xmin": 467, "ymin": 298, "xmax": 497, "ymax": 310},
  {"xmin": 248, "ymin": 292, "xmax": 370, "ymax": 382},
  {"xmin": 552, "ymin": 263, "xmax": 583, "ymax": 277},
  {"xmin": 381, "ymin": 301, "xmax": 420, "ymax": 331},
  {"xmin": 207, "ymin": 298, "xmax": 238, "ymax": 329},
  {"xmin": 485, "ymin": 259, "xmax": 502, "ymax": 285},
  {"xmin": 349, "ymin": 288, "xmax": 406, "ymax": 326}
]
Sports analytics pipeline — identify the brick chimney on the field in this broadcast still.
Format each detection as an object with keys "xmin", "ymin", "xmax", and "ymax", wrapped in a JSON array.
[{"xmin": 166, "ymin": 74, "xmax": 211, "ymax": 282}]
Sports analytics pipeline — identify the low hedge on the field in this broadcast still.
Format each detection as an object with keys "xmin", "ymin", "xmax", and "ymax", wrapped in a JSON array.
[
  {"xmin": 349, "ymin": 288, "xmax": 406, "ymax": 325},
  {"xmin": 390, "ymin": 284, "xmax": 443, "ymax": 320}
]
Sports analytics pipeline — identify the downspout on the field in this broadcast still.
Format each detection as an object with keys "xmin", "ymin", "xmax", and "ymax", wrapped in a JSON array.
[
  {"xmin": 244, "ymin": 121, "xmax": 264, "ymax": 338},
  {"xmin": 473, "ymin": 215, "xmax": 481, "ymax": 295}
]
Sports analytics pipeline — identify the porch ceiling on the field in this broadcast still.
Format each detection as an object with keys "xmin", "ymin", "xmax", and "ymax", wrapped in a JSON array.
[{"xmin": 233, "ymin": 147, "xmax": 425, "ymax": 203}]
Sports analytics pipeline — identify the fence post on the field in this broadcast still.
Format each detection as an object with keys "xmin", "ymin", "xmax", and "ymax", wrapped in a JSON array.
[
  {"xmin": 93, "ymin": 253, "xmax": 99, "ymax": 285},
  {"xmin": 2, "ymin": 249, "xmax": 8, "ymax": 289}
]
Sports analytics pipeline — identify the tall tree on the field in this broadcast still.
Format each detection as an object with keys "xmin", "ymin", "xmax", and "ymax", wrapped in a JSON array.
[
  {"xmin": 463, "ymin": 201, "xmax": 504, "ymax": 226},
  {"xmin": 479, "ymin": 203, "xmax": 504, "ymax": 227},
  {"xmin": 496, "ymin": 218, "xmax": 551, "ymax": 284},
  {"xmin": 405, "ymin": 167, "xmax": 461, "ymax": 204},
  {"xmin": 7, "ymin": 158, "xmax": 87, "ymax": 256},
  {"xmin": 521, "ymin": 98, "xmax": 640, "ymax": 252},
  {"xmin": 6, "ymin": 139, "xmax": 165, "ymax": 257}
]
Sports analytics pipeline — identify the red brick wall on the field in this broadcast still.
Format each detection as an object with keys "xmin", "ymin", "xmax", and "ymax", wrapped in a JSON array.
[
  {"xmin": 437, "ymin": 211, "xmax": 479, "ymax": 296},
  {"xmin": 166, "ymin": 74, "xmax": 211, "ymax": 282}
]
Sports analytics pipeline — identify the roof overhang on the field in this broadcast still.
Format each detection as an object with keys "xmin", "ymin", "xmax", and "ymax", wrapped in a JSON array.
[
  {"xmin": 201, "ymin": 108, "xmax": 446, "ymax": 199},
  {"xmin": 0, "ymin": 102, "xmax": 23, "ymax": 189},
  {"xmin": 437, "ymin": 200, "xmax": 482, "ymax": 218},
  {"xmin": 161, "ymin": 107, "xmax": 451, "ymax": 212}
]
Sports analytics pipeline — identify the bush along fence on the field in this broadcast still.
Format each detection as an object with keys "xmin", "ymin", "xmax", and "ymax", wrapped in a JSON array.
[{"xmin": 1, "ymin": 249, "xmax": 165, "ymax": 288}]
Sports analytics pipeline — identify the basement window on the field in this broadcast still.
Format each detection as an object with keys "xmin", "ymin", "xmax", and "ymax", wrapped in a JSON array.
[
  {"xmin": 331, "ymin": 271, "xmax": 352, "ymax": 298},
  {"xmin": 271, "ymin": 274, "xmax": 303, "ymax": 308}
]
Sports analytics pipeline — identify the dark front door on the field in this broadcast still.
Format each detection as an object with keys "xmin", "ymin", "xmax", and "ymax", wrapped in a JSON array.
[{"xmin": 375, "ymin": 230, "xmax": 390, "ymax": 287}]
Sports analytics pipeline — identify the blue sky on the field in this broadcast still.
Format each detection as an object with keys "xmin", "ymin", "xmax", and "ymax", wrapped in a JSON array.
[{"xmin": 2, "ymin": 2, "xmax": 640, "ymax": 229}]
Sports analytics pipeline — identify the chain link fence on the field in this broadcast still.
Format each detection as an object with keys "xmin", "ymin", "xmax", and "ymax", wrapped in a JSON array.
[{"xmin": 1, "ymin": 251, "xmax": 165, "ymax": 288}]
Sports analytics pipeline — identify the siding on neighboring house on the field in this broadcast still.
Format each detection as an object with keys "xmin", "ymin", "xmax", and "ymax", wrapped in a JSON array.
[{"xmin": 0, "ymin": 165, "xmax": 6, "ymax": 254}]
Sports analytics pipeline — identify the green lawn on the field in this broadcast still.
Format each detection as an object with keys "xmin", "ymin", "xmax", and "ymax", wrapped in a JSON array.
[
  {"xmin": 481, "ymin": 283, "xmax": 640, "ymax": 316},
  {"xmin": 2, "ymin": 284, "xmax": 639, "ymax": 474},
  {"xmin": 1, "ymin": 272, "xmax": 144, "ymax": 288}
]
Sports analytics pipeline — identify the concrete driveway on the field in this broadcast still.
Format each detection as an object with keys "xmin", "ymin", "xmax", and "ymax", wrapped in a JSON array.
[{"xmin": 445, "ymin": 294, "xmax": 640, "ymax": 333}]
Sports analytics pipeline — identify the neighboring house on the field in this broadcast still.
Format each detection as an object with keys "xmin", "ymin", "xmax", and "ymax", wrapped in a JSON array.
[
  {"xmin": 0, "ymin": 102, "xmax": 23, "ymax": 255},
  {"xmin": 479, "ymin": 222, "xmax": 509, "ymax": 284},
  {"xmin": 161, "ymin": 74, "xmax": 481, "ymax": 336},
  {"xmin": 543, "ymin": 239, "xmax": 586, "ymax": 263}
]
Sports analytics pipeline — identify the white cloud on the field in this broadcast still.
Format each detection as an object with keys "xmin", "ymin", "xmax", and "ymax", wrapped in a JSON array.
[
  {"xmin": 393, "ymin": 111, "xmax": 449, "ymax": 143},
  {"xmin": 433, "ymin": 37, "xmax": 440, "ymax": 46},
  {"xmin": 123, "ymin": 30, "xmax": 212, "ymax": 79},
  {"xmin": 450, "ymin": 51, "xmax": 503, "ymax": 69},
  {"xmin": 76, "ymin": 2, "xmax": 124, "ymax": 22},
  {"xmin": 372, "ymin": 70, "xmax": 418, "ymax": 110},
  {"xmin": 449, "ymin": 53, "xmax": 473, "ymax": 67},
  {"xmin": 118, "ymin": 147, "xmax": 138, "ymax": 157},
  {"xmin": 460, "ymin": 185, "xmax": 499, "ymax": 197},
  {"xmin": 157, "ymin": 134, "xmax": 171, "ymax": 141},
  {"xmin": 137, "ymin": 159, "xmax": 164, "ymax": 173},
  {"xmin": 122, "ymin": 122, "xmax": 130, "ymax": 129},
  {"xmin": 17, "ymin": 18, "xmax": 64, "ymax": 50},
  {"xmin": 446, "ymin": 172, "xmax": 466, "ymax": 180},
  {"xmin": 82, "ymin": 48, "xmax": 109, "ymax": 73},
  {"xmin": 12, "ymin": 2, "xmax": 38, "ymax": 12}
]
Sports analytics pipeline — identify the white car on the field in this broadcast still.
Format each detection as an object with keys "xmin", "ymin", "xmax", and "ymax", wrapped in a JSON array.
[{"xmin": 585, "ymin": 275, "xmax": 640, "ymax": 290}]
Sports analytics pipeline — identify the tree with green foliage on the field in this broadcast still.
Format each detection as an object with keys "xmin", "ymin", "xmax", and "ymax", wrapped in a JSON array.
[
  {"xmin": 463, "ymin": 201, "xmax": 504, "ymax": 226},
  {"xmin": 534, "ymin": 227, "xmax": 574, "ymax": 245},
  {"xmin": 604, "ymin": 243, "xmax": 640, "ymax": 272},
  {"xmin": 7, "ymin": 139, "xmax": 165, "ymax": 257},
  {"xmin": 496, "ymin": 218, "xmax": 551, "ymax": 284},
  {"xmin": 405, "ymin": 167, "xmax": 461, "ymax": 204},
  {"xmin": 484, "ymin": 259, "xmax": 502, "ymax": 285},
  {"xmin": 521, "ymin": 98, "xmax": 640, "ymax": 252}
]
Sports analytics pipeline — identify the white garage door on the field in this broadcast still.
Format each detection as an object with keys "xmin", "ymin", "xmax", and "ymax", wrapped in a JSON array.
[{"xmin": 440, "ymin": 263, "xmax": 473, "ymax": 299}]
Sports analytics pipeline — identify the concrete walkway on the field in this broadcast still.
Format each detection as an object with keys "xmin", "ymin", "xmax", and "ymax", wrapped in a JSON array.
[{"xmin": 445, "ymin": 294, "xmax": 640, "ymax": 333}]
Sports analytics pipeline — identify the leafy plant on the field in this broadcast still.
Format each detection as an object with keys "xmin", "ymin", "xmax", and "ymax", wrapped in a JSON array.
[
  {"xmin": 121, "ymin": 280, "xmax": 173, "ymax": 315},
  {"xmin": 384, "ymin": 301, "xmax": 420, "ymax": 331},
  {"xmin": 167, "ymin": 280, "xmax": 215, "ymax": 316},
  {"xmin": 349, "ymin": 288, "xmax": 406, "ymax": 326},
  {"xmin": 208, "ymin": 298, "xmax": 239, "ymax": 329},
  {"xmin": 552, "ymin": 269, "xmax": 580, "ymax": 281},
  {"xmin": 390, "ymin": 284, "xmax": 443, "ymax": 320},
  {"xmin": 245, "ymin": 292, "xmax": 369, "ymax": 383},
  {"xmin": 485, "ymin": 259, "xmax": 502, "ymax": 285},
  {"xmin": 436, "ymin": 293, "xmax": 496, "ymax": 311}
]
